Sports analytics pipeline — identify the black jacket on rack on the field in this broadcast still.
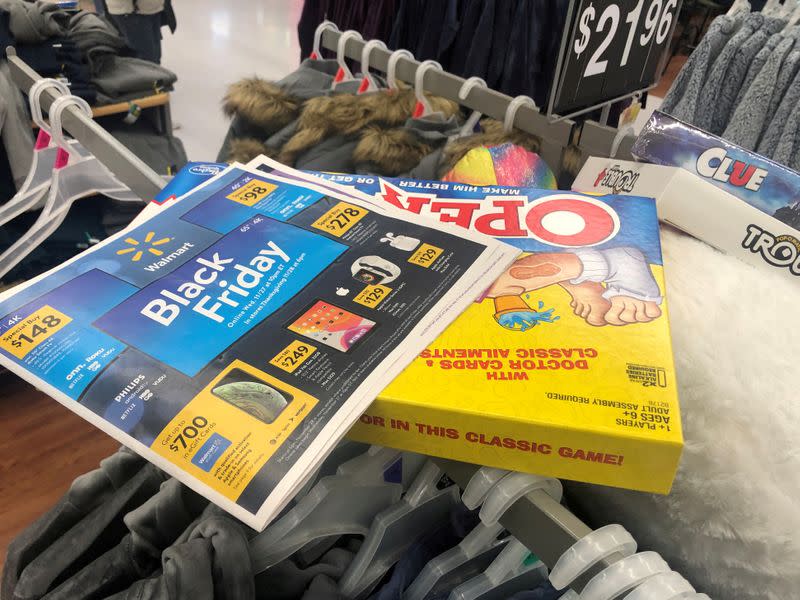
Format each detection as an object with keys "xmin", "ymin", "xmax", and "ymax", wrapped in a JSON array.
[{"xmin": 296, "ymin": 0, "xmax": 570, "ymax": 108}]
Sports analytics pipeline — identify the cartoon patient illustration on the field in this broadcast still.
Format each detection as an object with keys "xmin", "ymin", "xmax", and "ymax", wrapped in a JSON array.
[{"xmin": 487, "ymin": 247, "xmax": 662, "ymax": 331}]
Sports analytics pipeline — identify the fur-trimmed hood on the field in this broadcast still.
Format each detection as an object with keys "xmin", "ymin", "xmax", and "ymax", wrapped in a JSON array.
[
  {"xmin": 277, "ymin": 87, "xmax": 460, "ymax": 167},
  {"xmin": 353, "ymin": 114, "xmax": 462, "ymax": 176},
  {"xmin": 222, "ymin": 78, "xmax": 300, "ymax": 133},
  {"xmin": 220, "ymin": 60, "xmax": 341, "ymax": 162}
]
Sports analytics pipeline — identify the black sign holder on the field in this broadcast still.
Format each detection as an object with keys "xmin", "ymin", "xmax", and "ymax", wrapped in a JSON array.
[{"xmin": 546, "ymin": 0, "xmax": 683, "ymax": 124}]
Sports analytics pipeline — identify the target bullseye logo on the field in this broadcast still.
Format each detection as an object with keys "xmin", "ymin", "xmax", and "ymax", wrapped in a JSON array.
[{"xmin": 524, "ymin": 194, "xmax": 620, "ymax": 247}]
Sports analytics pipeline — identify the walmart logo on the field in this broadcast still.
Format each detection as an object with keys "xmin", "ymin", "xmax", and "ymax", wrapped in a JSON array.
[{"xmin": 116, "ymin": 231, "xmax": 172, "ymax": 262}]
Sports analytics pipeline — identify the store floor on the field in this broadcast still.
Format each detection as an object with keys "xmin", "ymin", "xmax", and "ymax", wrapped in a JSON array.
[
  {"xmin": 162, "ymin": 0, "xmax": 304, "ymax": 161},
  {"xmin": 0, "ymin": 374, "xmax": 119, "ymax": 565}
]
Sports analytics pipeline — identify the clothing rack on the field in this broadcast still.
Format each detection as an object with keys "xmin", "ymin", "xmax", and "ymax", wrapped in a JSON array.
[
  {"xmin": 320, "ymin": 29, "xmax": 575, "ymax": 174},
  {"xmin": 6, "ymin": 45, "xmax": 628, "ymax": 596},
  {"xmin": 5, "ymin": 47, "xmax": 165, "ymax": 200},
  {"xmin": 319, "ymin": 29, "xmax": 637, "ymax": 173}
]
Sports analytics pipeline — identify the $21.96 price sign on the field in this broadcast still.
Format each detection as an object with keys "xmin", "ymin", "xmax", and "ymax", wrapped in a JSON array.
[{"xmin": 552, "ymin": 0, "xmax": 680, "ymax": 114}]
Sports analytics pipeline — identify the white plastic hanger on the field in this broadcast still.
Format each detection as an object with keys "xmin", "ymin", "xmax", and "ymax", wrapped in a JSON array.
[
  {"xmin": 387, "ymin": 48, "xmax": 415, "ymax": 92},
  {"xmin": 0, "ymin": 95, "xmax": 141, "ymax": 279},
  {"xmin": 548, "ymin": 524, "xmax": 638, "ymax": 591},
  {"xmin": 447, "ymin": 538, "xmax": 548, "ymax": 600},
  {"xmin": 762, "ymin": 0, "xmax": 781, "ymax": 15},
  {"xmin": 610, "ymin": 124, "xmax": 635, "ymax": 158},
  {"xmin": 577, "ymin": 552, "xmax": 671, "ymax": 600},
  {"xmin": 332, "ymin": 30, "xmax": 363, "ymax": 88},
  {"xmin": 623, "ymin": 571, "xmax": 695, "ymax": 600},
  {"xmin": 0, "ymin": 78, "xmax": 73, "ymax": 227},
  {"xmin": 777, "ymin": 0, "xmax": 795, "ymax": 18},
  {"xmin": 478, "ymin": 472, "xmax": 563, "ymax": 526},
  {"xmin": 358, "ymin": 39, "xmax": 388, "ymax": 94},
  {"xmin": 413, "ymin": 60, "xmax": 444, "ymax": 118},
  {"xmin": 461, "ymin": 467, "xmax": 509, "ymax": 510},
  {"xmin": 310, "ymin": 20, "xmax": 339, "ymax": 60},
  {"xmin": 338, "ymin": 462, "xmax": 460, "ymax": 599},
  {"xmin": 457, "ymin": 77, "xmax": 488, "ymax": 138},
  {"xmin": 503, "ymin": 95, "xmax": 538, "ymax": 134}
]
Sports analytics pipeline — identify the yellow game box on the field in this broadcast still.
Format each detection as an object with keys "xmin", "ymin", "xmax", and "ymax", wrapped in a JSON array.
[{"xmin": 318, "ymin": 174, "xmax": 682, "ymax": 494}]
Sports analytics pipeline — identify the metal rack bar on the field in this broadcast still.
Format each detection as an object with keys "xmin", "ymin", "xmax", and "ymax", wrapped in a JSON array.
[
  {"xmin": 433, "ymin": 458, "xmax": 625, "ymax": 594},
  {"xmin": 5, "ymin": 47, "xmax": 165, "ymax": 200},
  {"xmin": 320, "ymin": 30, "xmax": 575, "ymax": 174},
  {"xmin": 579, "ymin": 121, "xmax": 636, "ymax": 162}
]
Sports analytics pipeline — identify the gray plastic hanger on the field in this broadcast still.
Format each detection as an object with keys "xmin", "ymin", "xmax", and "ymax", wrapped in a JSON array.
[
  {"xmin": 335, "ymin": 445, "xmax": 427, "ymax": 487},
  {"xmin": 338, "ymin": 461, "xmax": 461, "ymax": 599},
  {"xmin": 406, "ymin": 468, "xmax": 563, "ymax": 600},
  {"xmin": 294, "ymin": 440, "xmax": 370, "ymax": 498},
  {"xmin": 0, "ymin": 95, "xmax": 142, "ymax": 279},
  {"xmin": 447, "ymin": 538, "xmax": 548, "ymax": 600},
  {"xmin": 404, "ymin": 521, "xmax": 508, "ymax": 600},
  {"xmin": 442, "ymin": 469, "xmax": 564, "ymax": 600},
  {"xmin": 290, "ymin": 440, "xmax": 372, "ymax": 564},
  {"xmin": 250, "ymin": 447, "xmax": 427, "ymax": 573},
  {"xmin": 250, "ymin": 474, "xmax": 402, "ymax": 573}
]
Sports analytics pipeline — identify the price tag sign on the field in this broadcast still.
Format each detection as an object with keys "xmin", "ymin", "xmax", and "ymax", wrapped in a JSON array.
[
  {"xmin": 0, "ymin": 306, "xmax": 72, "ymax": 359},
  {"xmin": 311, "ymin": 201, "xmax": 369, "ymax": 237},
  {"xmin": 551, "ymin": 0, "xmax": 681, "ymax": 114},
  {"xmin": 354, "ymin": 284, "xmax": 392, "ymax": 308},
  {"xmin": 226, "ymin": 179, "xmax": 277, "ymax": 207},
  {"xmin": 408, "ymin": 243, "xmax": 443, "ymax": 268},
  {"xmin": 269, "ymin": 340, "xmax": 317, "ymax": 373}
]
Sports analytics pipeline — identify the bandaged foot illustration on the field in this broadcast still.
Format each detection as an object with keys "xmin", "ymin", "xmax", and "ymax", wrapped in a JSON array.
[
  {"xmin": 558, "ymin": 281, "xmax": 611, "ymax": 327},
  {"xmin": 487, "ymin": 247, "xmax": 662, "ymax": 330}
]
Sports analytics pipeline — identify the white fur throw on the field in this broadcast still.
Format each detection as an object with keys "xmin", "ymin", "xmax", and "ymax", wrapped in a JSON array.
[{"xmin": 565, "ymin": 225, "xmax": 800, "ymax": 599}]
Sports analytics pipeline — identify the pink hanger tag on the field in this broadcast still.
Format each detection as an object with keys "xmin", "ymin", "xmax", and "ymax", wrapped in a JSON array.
[
  {"xmin": 35, "ymin": 130, "xmax": 51, "ymax": 150},
  {"xmin": 413, "ymin": 101, "xmax": 425, "ymax": 118},
  {"xmin": 54, "ymin": 147, "xmax": 70, "ymax": 169},
  {"xmin": 358, "ymin": 77, "xmax": 371, "ymax": 94},
  {"xmin": 310, "ymin": 51, "xmax": 319, "ymax": 60},
  {"xmin": 334, "ymin": 67, "xmax": 346, "ymax": 83}
]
